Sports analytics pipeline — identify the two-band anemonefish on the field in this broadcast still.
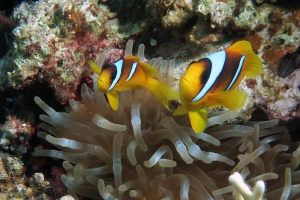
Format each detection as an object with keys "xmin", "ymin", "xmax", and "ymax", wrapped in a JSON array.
[
  {"xmin": 88, "ymin": 43, "xmax": 178, "ymax": 111},
  {"xmin": 174, "ymin": 41, "xmax": 263, "ymax": 134}
]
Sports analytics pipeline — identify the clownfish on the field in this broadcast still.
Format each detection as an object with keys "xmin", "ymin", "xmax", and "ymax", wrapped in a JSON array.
[
  {"xmin": 174, "ymin": 41, "xmax": 263, "ymax": 134},
  {"xmin": 88, "ymin": 55, "xmax": 179, "ymax": 111}
]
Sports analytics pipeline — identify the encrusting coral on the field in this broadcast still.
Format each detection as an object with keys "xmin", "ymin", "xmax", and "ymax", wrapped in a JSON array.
[
  {"xmin": 32, "ymin": 41, "xmax": 300, "ymax": 199},
  {"xmin": 0, "ymin": 0, "xmax": 122, "ymax": 103},
  {"xmin": 0, "ymin": 152, "xmax": 53, "ymax": 199}
]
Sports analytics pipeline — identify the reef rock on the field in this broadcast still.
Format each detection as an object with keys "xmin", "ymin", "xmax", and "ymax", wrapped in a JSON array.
[{"xmin": 0, "ymin": 0, "xmax": 122, "ymax": 103}]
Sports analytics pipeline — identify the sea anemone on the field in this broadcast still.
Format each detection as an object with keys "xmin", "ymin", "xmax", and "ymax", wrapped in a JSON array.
[{"xmin": 34, "ymin": 41, "xmax": 300, "ymax": 199}]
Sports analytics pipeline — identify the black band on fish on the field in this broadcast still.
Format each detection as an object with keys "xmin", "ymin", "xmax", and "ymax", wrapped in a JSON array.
[
  {"xmin": 126, "ymin": 62, "xmax": 138, "ymax": 82},
  {"xmin": 192, "ymin": 50, "xmax": 226, "ymax": 102},
  {"xmin": 226, "ymin": 55, "xmax": 245, "ymax": 91},
  {"xmin": 108, "ymin": 60, "xmax": 123, "ymax": 91}
]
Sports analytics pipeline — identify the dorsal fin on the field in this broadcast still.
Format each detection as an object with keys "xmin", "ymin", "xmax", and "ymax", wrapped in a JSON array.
[
  {"xmin": 226, "ymin": 41, "xmax": 263, "ymax": 78},
  {"xmin": 88, "ymin": 60, "xmax": 101, "ymax": 75},
  {"xmin": 125, "ymin": 56, "xmax": 158, "ymax": 77}
]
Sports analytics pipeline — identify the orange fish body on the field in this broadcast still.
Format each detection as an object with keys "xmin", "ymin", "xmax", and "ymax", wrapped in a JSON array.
[
  {"xmin": 174, "ymin": 41, "xmax": 263, "ymax": 134},
  {"xmin": 89, "ymin": 56, "xmax": 178, "ymax": 111}
]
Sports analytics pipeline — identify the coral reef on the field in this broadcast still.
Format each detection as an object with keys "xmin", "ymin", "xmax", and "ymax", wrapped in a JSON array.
[
  {"xmin": 250, "ymin": 5, "xmax": 300, "ymax": 121},
  {"xmin": 0, "ymin": 0, "xmax": 124, "ymax": 103},
  {"xmin": 255, "ymin": 0, "xmax": 277, "ymax": 4},
  {"xmin": 0, "ymin": 110, "xmax": 35, "ymax": 158},
  {"xmin": 33, "ymin": 42, "xmax": 300, "ymax": 199},
  {"xmin": 0, "ymin": 13, "xmax": 16, "ymax": 57},
  {"xmin": 146, "ymin": 0, "xmax": 194, "ymax": 29},
  {"xmin": 0, "ymin": 150, "xmax": 66, "ymax": 199},
  {"xmin": 277, "ymin": 48, "xmax": 300, "ymax": 78},
  {"xmin": 0, "ymin": 152, "xmax": 52, "ymax": 199},
  {"xmin": 0, "ymin": 114, "xmax": 34, "ymax": 156}
]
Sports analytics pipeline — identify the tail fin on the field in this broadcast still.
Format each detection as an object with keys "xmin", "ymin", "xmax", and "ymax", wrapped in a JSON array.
[
  {"xmin": 143, "ymin": 77, "xmax": 179, "ymax": 110},
  {"xmin": 227, "ymin": 41, "xmax": 263, "ymax": 78}
]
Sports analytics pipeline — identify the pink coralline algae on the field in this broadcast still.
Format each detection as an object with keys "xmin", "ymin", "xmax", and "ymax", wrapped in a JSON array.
[
  {"xmin": 0, "ymin": 0, "xmax": 123, "ymax": 104},
  {"xmin": 0, "ymin": 114, "xmax": 34, "ymax": 155},
  {"xmin": 48, "ymin": 166, "xmax": 67, "ymax": 198},
  {"xmin": 244, "ymin": 5, "xmax": 300, "ymax": 122},
  {"xmin": 0, "ymin": 153, "xmax": 29, "ymax": 199},
  {"xmin": 256, "ymin": 70, "xmax": 300, "ymax": 121}
]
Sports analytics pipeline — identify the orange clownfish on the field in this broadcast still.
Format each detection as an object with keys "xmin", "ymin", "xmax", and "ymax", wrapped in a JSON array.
[
  {"xmin": 174, "ymin": 41, "xmax": 263, "ymax": 134},
  {"xmin": 88, "ymin": 55, "xmax": 178, "ymax": 111}
]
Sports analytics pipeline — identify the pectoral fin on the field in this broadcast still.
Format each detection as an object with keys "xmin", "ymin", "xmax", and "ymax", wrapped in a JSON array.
[
  {"xmin": 143, "ymin": 77, "xmax": 179, "ymax": 111},
  {"xmin": 207, "ymin": 89, "xmax": 247, "ymax": 111},
  {"xmin": 106, "ymin": 91, "xmax": 120, "ymax": 110},
  {"xmin": 88, "ymin": 60, "xmax": 101, "ymax": 75},
  {"xmin": 227, "ymin": 41, "xmax": 263, "ymax": 78},
  {"xmin": 188, "ymin": 109, "xmax": 207, "ymax": 134}
]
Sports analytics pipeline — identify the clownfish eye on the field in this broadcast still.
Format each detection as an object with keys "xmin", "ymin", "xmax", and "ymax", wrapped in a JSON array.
[
  {"xmin": 101, "ymin": 64, "xmax": 110, "ymax": 71},
  {"xmin": 110, "ymin": 70, "xmax": 116, "ymax": 82},
  {"xmin": 201, "ymin": 70, "xmax": 210, "ymax": 83},
  {"xmin": 101, "ymin": 64, "xmax": 117, "ymax": 83}
]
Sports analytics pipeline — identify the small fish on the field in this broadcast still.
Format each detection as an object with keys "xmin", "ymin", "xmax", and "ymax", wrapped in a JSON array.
[
  {"xmin": 88, "ymin": 56, "xmax": 178, "ymax": 111},
  {"xmin": 174, "ymin": 41, "xmax": 263, "ymax": 133}
]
